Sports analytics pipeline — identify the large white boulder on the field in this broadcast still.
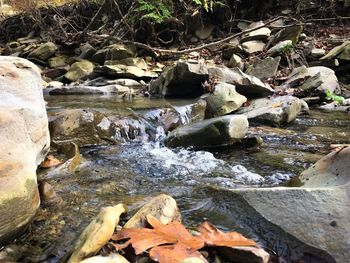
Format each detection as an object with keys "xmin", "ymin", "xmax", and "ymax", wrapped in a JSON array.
[{"xmin": 0, "ymin": 56, "xmax": 50, "ymax": 244}]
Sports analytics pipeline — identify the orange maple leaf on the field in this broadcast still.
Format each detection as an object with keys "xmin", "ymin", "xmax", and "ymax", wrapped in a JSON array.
[
  {"xmin": 112, "ymin": 215, "xmax": 257, "ymax": 263},
  {"xmin": 198, "ymin": 221, "xmax": 257, "ymax": 248}
]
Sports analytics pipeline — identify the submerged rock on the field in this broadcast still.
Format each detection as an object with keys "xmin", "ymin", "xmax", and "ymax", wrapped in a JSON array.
[
  {"xmin": 49, "ymin": 109, "xmax": 151, "ymax": 146},
  {"xmin": 195, "ymin": 147, "xmax": 350, "ymax": 262},
  {"xmin": 164, "ymin": 115, "xmax": 248, "ymax": 148},
  {"xmin": 235, "ymin": 95, "xmax": 302, "ymax": 126},
  {"xmin": 124, "ymin": 194, "xmax": 181, "ymax": 229},
  {"xmin": 0, "ymin": 56, "xmax": 50, "ymax": 245},
  {"xmin": 203, "ymin": 82, "xmax": 247, "ymax": 118}
]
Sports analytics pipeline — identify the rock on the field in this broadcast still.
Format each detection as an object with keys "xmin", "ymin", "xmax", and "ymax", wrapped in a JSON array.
[
  {"xmin": 106, "ymin": 44, "xmax": 137, "ymax": 60},
  {"xmin": 337, "ymin": 44, "xmax": 350, "ymax": 61},
  {"xmin": 319, "ymin": 99, "xmax": 350, "ymax": 112},
  {"xmin": 80, "ymin": 254, "xmax": 129, "ymax": 263},
  {"xmin": 203, "ymin": 82, "xmax": 247, "ymax": 118},
  {"xmin": 124, "ymin": 194, "xmax": 181, "ymax": 229},
  {"xmin": 44, "ymin": 67, "xmax": 69, "ymax": 80},
  {"xmin": 28, "ymin": 42, "xmax": 58, "ymax": 61},
  {"xmin": 208, "ymin": 66, "xmax": 274, "ymax": 98},
  {"xmin": 95, "ymin": 64, "xmax": 157, "ymax": 80},
  {"xmin": 235, "ymin": 96, "xmax": 302, "ymax": 126},
  {"xmin": 64, "ymin": 60, "xmax": 94, "ymax": 82},
  {"xmin": 267, "ymin": 40, "xmax": 293, "ymax": 56},
  {"xmin": 228, "ymin": 54, "xmax": 244, "ymax": 70},
  {"xmin": 320, "ymin": 41, "xmax": 350, "ymax": 60},
  {"xmin": 195, "ymin": 24, "xmax": 215, "ymax": 40},
  {"xmin": 68, "ymin": 204, "xmax": 127, "ymax": 263},
  {"xmin": 143, "ymin": 100, "xmax": 206, "ymax": 133},
  {"xmin": 272, "ymin": 25, "xmax": 303, "ymax": 44},
  {"xmin": 46, "ymin": 81, "xmax": 64, "ymax": 88},
  {"xmin": 241, "ymin": 40, "xmax": 265, "ymax": 54},
  {"xmin": 38, "ymin": 181, "xmax": 63, "ymax": 206},
  {"xmin": 149, "ymin": 61, "xmax": 209, "ymax": 98},
  {"xmin": 92, "ymin": 44, "xmax": 137, "ymax": 64},
  {"xmin": 284, "ymin": 66, "xmax": 340, "ymax": 95},
  {"xmin": 105, "ymin": 57, "xmax": 147, "ymax": 70},
  {"xmin": 48, "ymin": 55, "xmax": 68, "ymax": 68},
  {"xmin": 49, "ymin": 109, "xmax": 110, "ymax": 146},
  {"xmin": 49, "ymin": 109, "xmax": 153, "ymax": 146},
  {"xmin": 310, "ymin": 48, "xmax": 326, "ymax": 58},
  {"xmin": 241, "ymin": 27, "xmax": 271, "ymax": 42},
  {"xmin": 245, "ymin": 56, "xmax": 281, "ymax": 81},
  {"xmin": 0, "ymin": 57, "xmax": 50, "ymax": 245},
  {"xmin": 195, "ymin": 147, "xmax": 350, "ymax": 262},
  {"xmin": 164, "ymin": 115, "xmax": 248, "ymax": 148},
  {"xmin": 80, "ymin": 43, "xmax": 96, "ymax": 59},
  {"xmin": 217, "ymin": 246, "xmax": 270, "ymax": 263},
  {"xmin": 48, "ymin": 83, "xmax": 133, "ymax": 96}
]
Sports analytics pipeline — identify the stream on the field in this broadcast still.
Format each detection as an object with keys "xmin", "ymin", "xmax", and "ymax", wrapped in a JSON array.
[{"xmin": 2, "ymin": 94, "xmax": 350, "ymax": 262}]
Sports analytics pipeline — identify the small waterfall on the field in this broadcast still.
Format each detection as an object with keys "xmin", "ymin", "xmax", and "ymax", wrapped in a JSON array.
[{"xmin": 172, "ymin": 104, "xmax": 193, "ymax": 125}]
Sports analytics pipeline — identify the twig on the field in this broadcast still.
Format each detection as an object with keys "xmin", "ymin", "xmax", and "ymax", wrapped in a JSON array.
[
  {"xmin": 91, "ymin": 16, "xmax": 286, "ymax": 56},
  {"xmin": 304, "ymin": 16, "xmax": 350, "ymax": 22},
  {"xmin": 81, "ymin": 0, "xmax": 107, "ymax": 35},
  {"xmin": 111, "ymin": 0, "xmax": 134, "ymax": 36}
]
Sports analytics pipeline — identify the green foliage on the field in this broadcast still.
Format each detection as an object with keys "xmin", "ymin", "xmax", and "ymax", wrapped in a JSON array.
[
  {"xmin": 131, "ymin": 0, "xmax": 218, "ymax": 24},
  {"xmin": 325, "ymin": 90, "xmax": 345, "ymax": 105},
  {"xmin": 279, "ymin": 42, "xmax": 294, "ymax": 54},
  {"xmin": 134, "ymin": 0, "xmax": 173, "ymax": 24}
]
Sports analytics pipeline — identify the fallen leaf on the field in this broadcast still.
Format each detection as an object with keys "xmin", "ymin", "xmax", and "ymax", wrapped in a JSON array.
[
  {"xmin": 150, "ymin": 243, "xmax": 207, "ymax": 263},
  {"xmin": 198, "ymin": 222, "xmax": 257, "ymax": 248},
  {"xmin": 112, "ymin": 215, "xmax": 203, "ymax": 255},
  {"xmin": 40, "ymin": 155, "xmax": 62, "ymax": 168},
  {"xmin": 112, "ymin": 216, "xmax": 258, "ymax": 263}
]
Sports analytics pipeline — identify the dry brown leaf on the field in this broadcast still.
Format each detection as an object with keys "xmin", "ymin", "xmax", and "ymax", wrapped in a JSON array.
[
  {"xmin": 112, "ymin": 216, "xmax": 258, "ymax": 263},
  {"xmin": 112, "ymin": 227, "xmax": 176, "ymax": 255},
  {"xmin": 150, "ymin": 243, "xmax": 208, "ymax": 263},
  {"xmin": 40, "ymin": 155, "xmax": 62, "ymax": 168},
  {"xmin": 198, "ymin": 221, "xmax": 257, "ymax": 248}
]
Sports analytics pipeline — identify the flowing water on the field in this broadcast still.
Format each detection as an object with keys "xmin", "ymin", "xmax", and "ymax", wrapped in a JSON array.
[{"xmin": 2, "ymin": 94, "xmax": 350, "ymax": 262}]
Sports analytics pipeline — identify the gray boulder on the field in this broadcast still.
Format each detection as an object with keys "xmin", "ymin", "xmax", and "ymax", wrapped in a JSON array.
[
  {"xmin": 284, "ymin": 66, "xmax": 340, "ymax": 95},
  {"xmin": 195, "ymin": 147, "xmax": 350, "ymax": 262},
  {"xmin": 208, "ymin": 66, "xmax": 274, "ymax": 98},
  {"xmin": 64, "ymin": 60, "xmax": 94, "ymax": 82},
  {"xmin": 94, "ymin": 64, "xmax": 157, "ymax": 80},
  {"xmin": 245, "ymin": 56, "xmax": 281, "ymax": 81},
  {"xmin": 203, "ymin": 82, "xmax": 247, "ymax": 118},
  {"xmin": 92, "ymin": 44, "xmax": 137, "ymax": 65},
  {"xmin": 241, "ymin": 40, "xmax": 265, "ymax": 54},
  {"xmin": 28, "ymin": 42, "xmax": 57, "ymax": 61},
  {"xmin": 149, "ymin": 61, "xmax": 209, "ymax": 97},
  {"xmin": 267, "ymin": 40, "xmax": 293, "ymax": 56},
  {"xmin": 164, "ymin": 115, "xmax": 248, "ymax": 148},
  {"xmin": 235, "ymin": 95, "xmax": 302, "ymax": 126},
  {"xmin": 0, "ymin": 57, "xmax": 50, "ymax": 244}
]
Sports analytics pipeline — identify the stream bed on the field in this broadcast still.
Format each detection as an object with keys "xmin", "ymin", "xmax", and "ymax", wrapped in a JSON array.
[{"xmin": 2, "ymin": 94, "xmax": 350, "ymax": 262}]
